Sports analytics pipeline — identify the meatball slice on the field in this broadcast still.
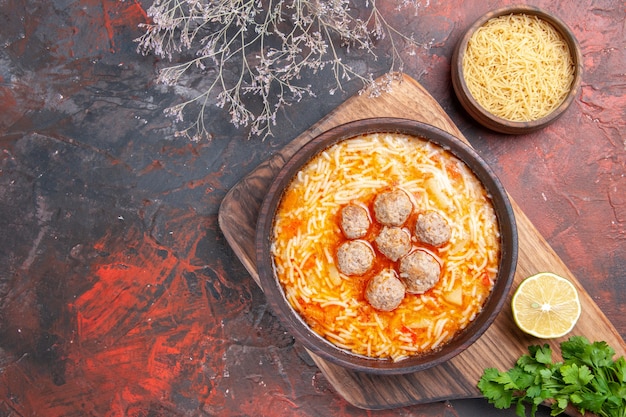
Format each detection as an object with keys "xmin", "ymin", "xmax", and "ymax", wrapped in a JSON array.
[
  {"xmin": 373, "ymin": 189, "xmax": 412, "ymax": 226},
  {"xmin": 414, "ymin": 211, "xmax": 452, "ymax": 247},
  {"xmin": 374, "ymin": 226, "xmax": 411, "ymax": 262},
  {"xmin": 398, "ymin": 250, "xmax": 441, "ymax": 294},
  {"xmin": 336, "ymin": 240, "xmax": 375, "ymax": 276},
  {"xmin": 365, "ymin": 269, "xmax": 406, "ymax": 311},
  {"xmin": 340, "ymin": 204, "xmax": 370, "ymax": 239}
]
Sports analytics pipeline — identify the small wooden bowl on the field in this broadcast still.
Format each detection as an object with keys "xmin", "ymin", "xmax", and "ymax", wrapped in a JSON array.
[
  {"xmin": 255, "ymin": 118, "xmax": 518, "ymax": 374},
  {"xmin": 451, "ymin": 6, "xmax": 583, "ymax": 134}
]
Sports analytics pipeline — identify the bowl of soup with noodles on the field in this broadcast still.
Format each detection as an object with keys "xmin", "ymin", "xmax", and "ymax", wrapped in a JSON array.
[{"xmin": 255, "ymin": 118, "xmax": 518, "ymax": 374}]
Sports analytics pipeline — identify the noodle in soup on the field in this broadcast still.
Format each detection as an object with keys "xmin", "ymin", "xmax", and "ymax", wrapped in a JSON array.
[{"xmin": 271, "ymin": 133, "xmax": 500, "ymax": 361}]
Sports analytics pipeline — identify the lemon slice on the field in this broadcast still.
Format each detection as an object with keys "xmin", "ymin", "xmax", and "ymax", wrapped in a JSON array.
[{"xmin": 512, "ymin": 272, "xmax": 581, "ymax": 339}]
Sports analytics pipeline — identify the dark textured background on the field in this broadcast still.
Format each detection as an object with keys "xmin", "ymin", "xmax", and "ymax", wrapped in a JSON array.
[{"xmin": 1, "ymin": 0, "xmax": 624, "ymax": 416}]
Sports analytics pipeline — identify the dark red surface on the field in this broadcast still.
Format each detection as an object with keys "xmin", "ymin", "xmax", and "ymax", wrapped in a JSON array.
[{"xmin": 0, "ymin": 1, "xmax": 624, "ymax": 416}]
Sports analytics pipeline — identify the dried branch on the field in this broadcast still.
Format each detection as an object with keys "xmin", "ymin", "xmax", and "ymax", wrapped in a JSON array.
[{"xmin": 135, "ymin": 0, "xmax": 428, "ymax": 140}]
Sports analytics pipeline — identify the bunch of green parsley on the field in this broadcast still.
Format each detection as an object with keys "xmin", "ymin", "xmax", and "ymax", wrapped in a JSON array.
[{"xmin": 478, "ymin": 336, "xmax": 626, "ymax": 417}]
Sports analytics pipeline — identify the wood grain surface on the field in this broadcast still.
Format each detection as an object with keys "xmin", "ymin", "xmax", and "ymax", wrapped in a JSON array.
[{"xmin": 218, "ymin": 75, "xmax": 626, "ymax": 410}]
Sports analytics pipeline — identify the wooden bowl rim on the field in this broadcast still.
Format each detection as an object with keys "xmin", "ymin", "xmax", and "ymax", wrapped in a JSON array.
[
  {"xmin": 255, "ymin": 118, "xmax": 518, "ymax": 375},
  {"xmin": 451, "ymin": 5, "xmax": 583, "ymax": 134}
]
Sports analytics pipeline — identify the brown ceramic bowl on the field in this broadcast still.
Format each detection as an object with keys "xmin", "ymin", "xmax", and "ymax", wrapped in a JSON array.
[
  {"xmin": 255, "ymin": 118, "xmax": 518, "ymax": 374},
  {"xmin": 451, "ymin": 5, "xmax": 582, "ymax": 134}
]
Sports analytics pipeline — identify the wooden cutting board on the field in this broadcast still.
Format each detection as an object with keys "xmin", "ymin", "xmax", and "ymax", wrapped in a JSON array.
[{"xmin": 218, "ymin": 75, "xmax": 626, "ymax": 410}]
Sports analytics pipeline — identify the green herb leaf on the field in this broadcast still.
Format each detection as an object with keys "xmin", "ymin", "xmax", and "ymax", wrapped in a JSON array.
[
  {"xmin": 477, "ymin": 337, "xmax": 626, "ymax": 417},
  {"xmin": 576, "ymin": 390, "xmax": 607, "ymax": 413},
  {"xmin": 532, "ymin": 344, "xmax": 554, "ymax": 365},
  {"xmin": 561, "ymin": 362, "xmax": 594, "ymax": 387},
  {"xmin": 477, "ymin": 368, "xmax": 514, "ymax": 409}
]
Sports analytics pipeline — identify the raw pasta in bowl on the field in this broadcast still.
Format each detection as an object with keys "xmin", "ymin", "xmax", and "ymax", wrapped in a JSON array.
[{"xmin": 451, "ymin": 6, "xmax": 582, "ymax": 134}]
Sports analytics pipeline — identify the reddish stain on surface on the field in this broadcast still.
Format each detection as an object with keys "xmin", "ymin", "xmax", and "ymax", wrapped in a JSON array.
[
  {"xmin": 21, "ymin": 213, "xmax": 231, "ymax": 415},
  {"xmin": 101, "ymin": 0, "xmax": 150, "ymax": 51},
  {"xmin": 101, "ymin": 0, "xmax": 117, "ymax": 50},
  {"xmin": 609, "ymin": 177, "xmax": 626, "ymax": 223},
  {"xmin": 0, "ymin": 81, "xmax": 20, "ymax": 131},
  {"xmin": 140, "ymin": 160, "xmax": 164, "ymax": 175},
  {"xmin": 48, "ymin": 0, "xmax": 149, "ymax": 58}
]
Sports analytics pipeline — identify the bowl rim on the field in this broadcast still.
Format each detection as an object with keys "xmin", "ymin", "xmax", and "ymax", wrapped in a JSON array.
[
  {"xmin": 451, "ymin": 5, "xmax": 583, "ymax": 134},
  {"xmin": 255, "ymin": 118, "xmax": 518, "ymax": 374}
]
